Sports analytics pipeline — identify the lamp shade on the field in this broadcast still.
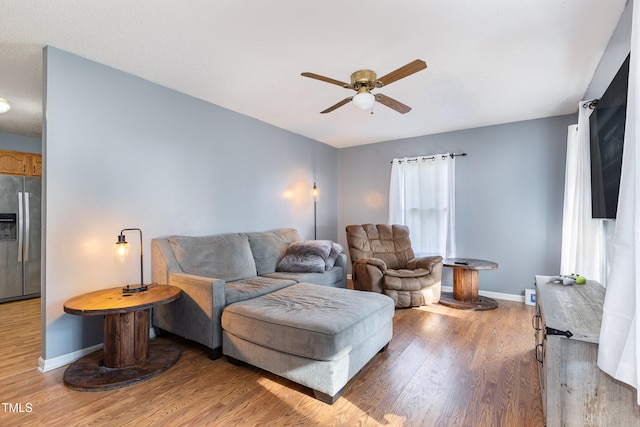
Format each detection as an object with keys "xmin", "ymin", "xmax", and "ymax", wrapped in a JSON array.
[
  {"xmin": 0, "ymin": 98, "xmax": 10, "ymax": 114},
  {"xmin": 114, "ymin": 234, "xmax": 130, "ymax": 262},
  {"xmin": 352, "ymin": 91, "xmax": 375, "ymax": 110}
]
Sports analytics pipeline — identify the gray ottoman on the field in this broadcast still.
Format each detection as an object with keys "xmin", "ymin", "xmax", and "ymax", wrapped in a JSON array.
[{"xmin": 221, "ymin": 282, "xmax": 394, "ymax": 404}]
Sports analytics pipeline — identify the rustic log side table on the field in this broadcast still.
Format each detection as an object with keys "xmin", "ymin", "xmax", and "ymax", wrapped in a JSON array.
[
  {"xmin": 63, "ymin": 284, "xmax": 181, "ymax": 390},
  {"xmin": 440, "ymin": 258, "xmax": 499, "ymax": 311}
]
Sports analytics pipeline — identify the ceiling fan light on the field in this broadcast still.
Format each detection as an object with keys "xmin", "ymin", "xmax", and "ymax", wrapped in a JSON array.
[
  {"xmin": 0, "ymin": 98, "xmax": 10, "ymax": 114},
  {"xmin": 352, "ymin": 91, "xmax": 375, "ymax": 110}
]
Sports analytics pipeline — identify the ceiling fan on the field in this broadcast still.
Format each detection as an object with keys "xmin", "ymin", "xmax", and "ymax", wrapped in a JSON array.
[{"xmin": 301, "ymin": 59, "xmax": 427, "ymax": 114}]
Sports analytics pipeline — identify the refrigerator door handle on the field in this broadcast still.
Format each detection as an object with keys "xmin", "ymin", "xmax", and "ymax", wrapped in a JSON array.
[
  {"xmin": 24, "ymin": 192, "xmax": 30, "ymax": 262},
  {"xmin": 17, "ymin": 191, "xmax": 23, "ymax": 262}
]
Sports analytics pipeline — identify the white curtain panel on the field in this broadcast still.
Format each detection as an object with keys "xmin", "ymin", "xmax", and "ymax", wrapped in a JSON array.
[
  {"xmin": 560, "ymin": 108, "xmax": 606, "ymax": 283},
  {"xmin": 389, "ymin": 154, "xmax": 456, "ymax": 257},
  {"xmin": 598, "ymin": 0, "xmax": 640, "ymax": 402}
]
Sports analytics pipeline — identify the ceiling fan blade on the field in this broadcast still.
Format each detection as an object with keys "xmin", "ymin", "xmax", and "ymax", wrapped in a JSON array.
[
  {"xmin": 320, "ymin": 97, "xmax": 353, "ymax": 114},
  {"xmin": 375, "ymin": 94, "xmax": 412, "ymax": 114},
  {"xmin": 377, "ymin": 59, "xmax": 427, "ymax": 87},
  {"xmin": 301, "ymin": 72, "xmax": 350, "ymax": 88}
]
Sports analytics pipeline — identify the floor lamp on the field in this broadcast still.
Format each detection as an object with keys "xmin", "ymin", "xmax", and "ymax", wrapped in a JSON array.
[{"xmin": 312, "ymin": 182, "xmax": 319, "ymax": 240}]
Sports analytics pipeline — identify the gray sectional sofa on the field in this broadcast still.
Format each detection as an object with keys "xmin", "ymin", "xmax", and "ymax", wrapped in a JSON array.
[
  {"xmin": 152, "ymin": 227, "xmax": 395, "ymax": 404},
  {"xmin": 151, "ymin": 228, "xmax": 347, "ymax": 358}
]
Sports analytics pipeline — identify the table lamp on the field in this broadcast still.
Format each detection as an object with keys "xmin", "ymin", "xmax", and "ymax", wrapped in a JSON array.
[{"xmin": 115, "ymin": 228, "xmax": 148, "ymax": 294}]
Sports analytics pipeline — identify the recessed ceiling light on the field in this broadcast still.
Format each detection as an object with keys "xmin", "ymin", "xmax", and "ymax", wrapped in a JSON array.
[{"xmin": 0, "ymin": 98, "xmax": 10, "ymax": 113}]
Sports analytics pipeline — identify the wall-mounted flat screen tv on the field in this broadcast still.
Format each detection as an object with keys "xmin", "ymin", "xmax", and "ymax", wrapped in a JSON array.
[{"xmin": 589, "ymin": 54, "xmax": 630, "ymax": 219}]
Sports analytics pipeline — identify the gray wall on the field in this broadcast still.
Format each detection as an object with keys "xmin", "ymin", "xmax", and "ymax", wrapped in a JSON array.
[
  {"xmin": 338, "ymin": 115, "xmax": 575, "ymax": 296},
  {"xmin": 585, "ymin": 0, "xmax": 632, "ymax": 100},
  {"xmin": 43, "ymin": 47, "xmax": 338, "ymax": 360},
  {"xmin": 0, "ymin": 131, "xmax": 41, "ymax": 153}
]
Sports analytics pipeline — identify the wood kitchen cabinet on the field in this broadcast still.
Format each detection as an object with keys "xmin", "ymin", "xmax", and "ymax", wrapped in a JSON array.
[
  {"xmin": 0, "ymin": 150, "xmax": 42, "ymax": 176},
  {"xmin": 28, "ymin": 153, "xmax": 42, "ymax": 177}
]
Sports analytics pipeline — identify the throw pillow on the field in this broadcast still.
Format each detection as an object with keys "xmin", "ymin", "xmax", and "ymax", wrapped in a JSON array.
[
  {"xmin": 276, "ymin": 240, "xmax": 332, "ymax": 273},
  {"xmin": 325, "ymin": 243, "xmax": 344, "ymax": 270}
]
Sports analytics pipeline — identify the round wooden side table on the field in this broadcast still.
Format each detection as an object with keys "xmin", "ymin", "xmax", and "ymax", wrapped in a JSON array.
[
  {"xmin": 63, "ymin": 284, "xmax": 181, "ymax": 390},
  {"xmin": 440, "ymin": 258, "xmax": 499, "ymax": 311}
]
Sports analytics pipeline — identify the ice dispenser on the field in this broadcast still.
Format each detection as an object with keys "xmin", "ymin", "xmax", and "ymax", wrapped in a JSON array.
[{"xmin": 0, "ymin": 213, "xmax": 17, "ymax": 240}]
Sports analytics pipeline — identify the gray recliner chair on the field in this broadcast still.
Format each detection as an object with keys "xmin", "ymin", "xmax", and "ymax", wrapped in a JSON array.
[{"xmin": 345, "ymin": 224, "xmax": 443, "ymax": 308}]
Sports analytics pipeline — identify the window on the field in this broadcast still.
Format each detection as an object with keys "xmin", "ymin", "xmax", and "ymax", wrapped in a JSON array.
[{"xmin": 389, "ymin": 154, "xmax": 456, "ymax": 257}]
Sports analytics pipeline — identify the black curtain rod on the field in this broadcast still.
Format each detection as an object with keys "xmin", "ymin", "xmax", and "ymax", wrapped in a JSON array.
[{"xmin": 391, "ymin": 152, "xmax": 467, "ymax": 164}]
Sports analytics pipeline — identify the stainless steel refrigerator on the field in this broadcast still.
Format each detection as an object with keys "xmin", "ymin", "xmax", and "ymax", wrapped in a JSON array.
[{"xmin": 0, "ymin": 175, "xmax": 41, "ymax": 302}]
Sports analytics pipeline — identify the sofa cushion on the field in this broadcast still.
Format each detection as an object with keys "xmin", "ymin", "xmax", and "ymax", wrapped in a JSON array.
[
  {"xmin": 384, "ymin": 273, "xmax": 435, "ymax": 291},
  {"xmin": 276, "ymin": 240, "xmax": 333, "ymax": 273},
  {"xmin": 247, "ymin": 228, "xmax": 302, "ymax": 275},
  {"xmin": 221, "ymin": 283, "xmax": 394, "ymax": 361},
  {"xmin": 263, "ymin": 266, "xmax": 344, "ymax": 287},
  {"xmin": 384, "ymin": 268, "xmax": 431, "ymax": 279},
  {"xmin": 169, "ymin": 233, "xmax": 257, "ymax": 282},
  {"xmin": 225, "ymin": 276, "xmax": 296, "ymax": 305}
]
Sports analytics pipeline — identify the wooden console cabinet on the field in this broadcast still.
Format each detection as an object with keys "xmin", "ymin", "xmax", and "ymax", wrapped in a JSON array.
[{"xmin": 534, "ymin": 275, "xmax": 640, "ymax": 426}]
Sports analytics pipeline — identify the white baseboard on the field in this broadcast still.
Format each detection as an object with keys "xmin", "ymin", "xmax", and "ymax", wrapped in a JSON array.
[
  {"xmin": 38, "ymin": 343, "xmax": 103, "ymax": 373},
  {"xmin": 38, "ymin": 328, "xmax": 157, "ymax": 373},
  {"xmin": 441, "ymin": 285, "xmax": 524, "ymax": 303}
]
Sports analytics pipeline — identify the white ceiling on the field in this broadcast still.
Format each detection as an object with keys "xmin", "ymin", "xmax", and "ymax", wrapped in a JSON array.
[{"xmin": 0, "ymin": 0, "xmax": 628, "ymax": 148}]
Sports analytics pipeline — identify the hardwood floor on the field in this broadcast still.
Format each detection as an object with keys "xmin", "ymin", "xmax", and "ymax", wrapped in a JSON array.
[
  {"xmin": 0, "ymin": 297, "xmax": 40, "ymax": 380},
  {"xmin": 0, "ymin": 297, "xmax": 544, "ymax": 426}
]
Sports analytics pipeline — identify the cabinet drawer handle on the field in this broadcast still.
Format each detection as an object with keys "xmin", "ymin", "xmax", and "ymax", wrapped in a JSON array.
[
  {"xmin": 536, "ymin": 343, "xmax": 544, "ymax": 364},
  {"xmin": 532, "ymin": 313, "xmax": 541, "ymax": 331}
]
